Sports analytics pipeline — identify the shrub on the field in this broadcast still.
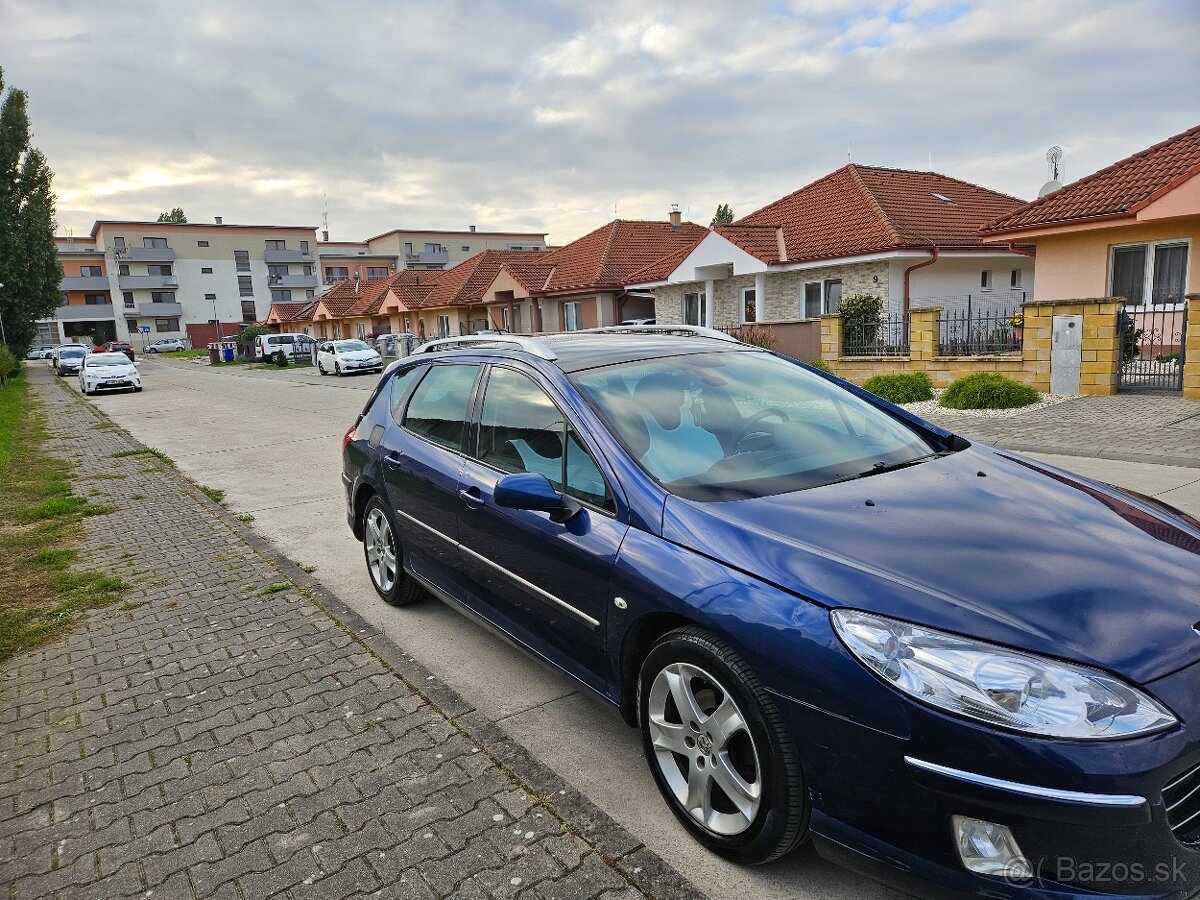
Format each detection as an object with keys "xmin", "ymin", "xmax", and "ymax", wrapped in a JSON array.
[
  {"xmin": 723, "ymin": 325, "xmax": 776, "ymax": 350},
  {"xmin": 272, "ymin": 350, "xmax": 289, "ymax": 368},
  {"xmin": 837, "ymin": 293, "xmax": 884, "ymax": 327},
  {"xmin": 862, "ymin": 371, "xmax": 933, "ymax": 404},
  {"xmin": 808, "ymin": 358, "xmax": 832, "ymax": 373},
  {"xmin": 939, "ymin": 372, "xmax": 1039, "ymax": 410},
  {"xmin": 0, "ymin": 346, "xmax": 19, "ymax": 384}
]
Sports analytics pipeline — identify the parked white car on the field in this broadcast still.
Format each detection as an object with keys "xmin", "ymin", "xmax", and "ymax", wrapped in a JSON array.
[
  {"xmin": 317, "ymin": 340, "xmax": 383, "ymax": 376},
  {"xmin": 51, "ymin": 345, "xmax": 88, "ymax": 376},
  {"xmin": 26, "ymin": 345, "xmax": 56, "ymax": 359},
  {"xmin": 79, "ymin": 352, "xmax": 142, "ymax": 395},
  {"xmin": 254, "ymin": 333, "xmax": 317, "ymax": 362},
  {"xmin": 144, "ymin": 338, "xmax": 187, "ymax": 353}
]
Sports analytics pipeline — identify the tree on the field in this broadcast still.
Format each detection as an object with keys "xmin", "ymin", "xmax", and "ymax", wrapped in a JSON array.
[
  {"xmin": 712, "ymin": 203, "xmax": 734, "ymax": 226},
  {"xmin": 157, "ymin": 207, "xmax": 187, "ymax": 223},
  {"xmin": 0, "ymin": 67, "xmax": 61, "ymax": 356}
]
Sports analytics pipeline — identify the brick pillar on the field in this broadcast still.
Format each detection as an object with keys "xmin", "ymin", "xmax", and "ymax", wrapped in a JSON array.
[
  {"xmin": 1020, "ymin": 303, "xmax": 1052, "ymax": 392},
  {"xmin": 1078, "ymin": 298, "xmax": 1121, "ymax": 396},
  {"xmin": 820, "ymin": 314, "xmax": 842, "ymax": 360},
  {"xmin": 909, "ymin": 308, "xmax": 939, "ymax": 362},
  {"xmin": 1185, "ymin": 294, "xmax": 1200, "ymax": 400}
]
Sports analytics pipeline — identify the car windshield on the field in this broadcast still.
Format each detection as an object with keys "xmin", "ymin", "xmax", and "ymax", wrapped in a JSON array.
[
  {"xmin": 86, "ymin": 353, "xmax": 130, "ymax": 366},
  {"xmin": 59, "ymin": 348, "xmax": 86, "ymax": 358},
  {"xmin": 335, "ymin": 340, "xmax": 370, "ymax": 352},
  {"xmin": 570, "ymin": 350, "xmax": 937, "ymax": 501}
]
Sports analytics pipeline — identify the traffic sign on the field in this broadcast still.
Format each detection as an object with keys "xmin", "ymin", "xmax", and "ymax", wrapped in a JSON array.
[{"xmin": 140, "ymin": 326, "xmax": 151, "ymax": 333}]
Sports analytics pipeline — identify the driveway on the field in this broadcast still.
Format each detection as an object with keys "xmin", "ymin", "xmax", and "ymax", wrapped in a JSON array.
[{"xmin": 78, "ymin": 358, "xmax": 1200, "ymax": 900}]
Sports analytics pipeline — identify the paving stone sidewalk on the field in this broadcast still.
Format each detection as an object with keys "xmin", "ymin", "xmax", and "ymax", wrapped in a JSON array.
[
  {"xmin": 918, "ymin": 394, "xmax": 1200, "ymax": 467},
  {"xmin": 1, "ymin": 369, "xmax": 699, "ymax": 900}
]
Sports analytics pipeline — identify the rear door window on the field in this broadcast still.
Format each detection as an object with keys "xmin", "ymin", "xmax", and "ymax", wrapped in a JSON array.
[{"xmin": 402, "ymin": 364, "xmax": 481, "ymax": 452}]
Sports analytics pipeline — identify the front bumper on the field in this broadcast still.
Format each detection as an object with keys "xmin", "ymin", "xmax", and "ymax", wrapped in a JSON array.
[
  {"xmin": 85, "ymin": 378, "xmax": 140, "ymax": 392},
  {"xmin": 774, "ymin": 657, "xmax": 1200, "ymax": 899}
]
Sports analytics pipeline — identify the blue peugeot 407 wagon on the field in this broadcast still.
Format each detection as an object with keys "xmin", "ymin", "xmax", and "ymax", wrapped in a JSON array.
[{"xmin": 341, "ymin": 327, "xmax": 1200, "ymax": 899}]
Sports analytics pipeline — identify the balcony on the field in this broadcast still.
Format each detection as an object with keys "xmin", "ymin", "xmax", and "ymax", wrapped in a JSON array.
[
  {"xmin": 115, "ymin": 247, "xmax": 176, "ymax": 263},
  {"xmin": 60, "ymin": 275, "xmax": 111, "ymax": 291},
  {"xmin": 117, "ymin": 274, "xmax": 179, "ymax": 290},
  {"xmin": 56, "ymin": 303, "xmax": 115, "ymax": 321},
  {"xmin": 136, "ymin": 302, "xmax": 184, "ymax": 317},
  {"xmin": 405, "ymin": 249, "xmax": 449, "ymax": 267},
  {"xmin": 264, "ymin": 249, "xmax": 314, "ymax": 264},
  {"xmin": 267, "ymin": 274, "xmax": 319, "ymax": 290}
]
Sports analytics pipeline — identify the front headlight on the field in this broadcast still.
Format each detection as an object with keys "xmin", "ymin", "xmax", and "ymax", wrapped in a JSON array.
[{"xmin": 831, "ymin": 610, "xmax": 1177, "ymax": 740}]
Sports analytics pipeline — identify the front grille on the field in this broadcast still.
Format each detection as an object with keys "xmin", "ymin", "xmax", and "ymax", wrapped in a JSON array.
[{"xmin": 1164, "ymin": 761, "xmax": 1200, "ymax": 845}]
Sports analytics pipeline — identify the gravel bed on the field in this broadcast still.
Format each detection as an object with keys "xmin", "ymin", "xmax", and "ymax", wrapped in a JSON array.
[{"xmin": 901, "ymin": 389, "xmax": 1077, "ymax": 419}]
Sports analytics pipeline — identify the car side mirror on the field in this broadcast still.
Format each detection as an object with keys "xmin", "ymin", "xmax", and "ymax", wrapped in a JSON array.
[
  {"xmin": 493, "ymin": 473, "xmax": 580, "ymax": 523},
  {"xmin": 133, "ymin": 361, "xmax": 141, "ymax": 367}
]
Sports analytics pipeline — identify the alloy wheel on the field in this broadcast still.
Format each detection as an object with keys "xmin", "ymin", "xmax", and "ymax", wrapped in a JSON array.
[
  {"xmin": 646, "ymin": 662, "xmax": 762, "ymax": 835},
  {"xmin": 364, "ymin": 507, "xmax": 397, "ymax": 592}
]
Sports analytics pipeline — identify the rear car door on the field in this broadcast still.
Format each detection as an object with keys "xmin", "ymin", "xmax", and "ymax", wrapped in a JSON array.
[
  {"xmin": 380, "ymin": 362, "xmax": 483, "ymax": 592},
  {"xmin": 455, "ymin": 364, "xmax": 627, "ymax": 689}
]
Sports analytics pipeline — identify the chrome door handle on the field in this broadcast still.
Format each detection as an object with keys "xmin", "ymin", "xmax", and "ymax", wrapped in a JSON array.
[
  {"xmin": 458, "ymin": 487, "xmax": 484, "ymax": 509},
  {"xmin": 384, "ymin": 451, "xmax": 405, "ymax": 469}
]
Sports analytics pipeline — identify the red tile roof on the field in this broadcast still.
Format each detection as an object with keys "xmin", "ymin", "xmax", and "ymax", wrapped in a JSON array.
[
  {"xmin": 266, "ymin": 301, "xmax": 316, "ymax": 323},
  {"xmin": 621, "ymin": 230, "xmax": 709, "ymax": 285},
  {"xmin": 981, "ymin": 124, "xmax": 1200, "ymax": 235},
  {"xmin": 722, "ymin": 164, "xmax": 1028, "ymax": 264},
  {"xmin": 539, "ymin": 220, "xmax": 708, "ymax": 293},
  {"xmin": 414, "ymin": 251, "xmax": 550, "ymax": 309}
]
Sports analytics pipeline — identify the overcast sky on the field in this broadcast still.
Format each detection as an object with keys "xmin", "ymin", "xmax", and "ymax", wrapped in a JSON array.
[{"xmin": 2, "ymin": 0, "xmax": 1198, "ymax": 245}]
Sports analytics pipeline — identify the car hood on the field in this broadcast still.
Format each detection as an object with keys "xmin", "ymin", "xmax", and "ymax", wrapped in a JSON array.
[
  {"xmin": 338, "ymin": 350, "xmax": 380, "ymax": 361},
  {"xmin": 87, "ymin": 365, "xmax": 136, "ymax": 374},
  {"xmin": 661, "ymin": 446, "xmax": 1200, "ymax": 684}
]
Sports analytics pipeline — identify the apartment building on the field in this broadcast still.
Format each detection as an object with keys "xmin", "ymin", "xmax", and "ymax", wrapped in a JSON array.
[
  {"xmin": 46, "ymin": 220, "xmax": 321, "ymax": 347},
  {"xmin": 358, "ymin": 226, "xmax": 548, "ymax": 271}
]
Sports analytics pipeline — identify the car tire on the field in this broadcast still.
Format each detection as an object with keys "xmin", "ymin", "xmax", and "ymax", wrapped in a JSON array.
[
  {"xmin": 335, "ymin": 362, "xmax": 343, "ymax": 377},
  {"xmin": 134, "ymin": 386, "xmax": 142, "ymax": 393},
  {"xmin": 638, "ymin": 627, "xmax": 809, "ymax": 865},
  {"xmin": 361, "ymin": 495, "xmax": 423, "ymax": 607},
  {"xmin": 318, "ymin": 360, "xmax": 327, "ymax": 375}
]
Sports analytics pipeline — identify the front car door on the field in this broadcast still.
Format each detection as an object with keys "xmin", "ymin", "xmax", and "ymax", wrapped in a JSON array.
[
  {"xmin": 379, "ymin": 362, "xmax": 482, "ymax": 592},
  {"xmin": 455, "ymin": 364, "xmax": 628, "ymax": 690}
]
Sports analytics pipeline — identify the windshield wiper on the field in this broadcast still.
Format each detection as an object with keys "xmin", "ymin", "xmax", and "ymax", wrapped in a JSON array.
[{"xmin": 830, "ymin": 450, "xmax": 953, "ymax": 484}]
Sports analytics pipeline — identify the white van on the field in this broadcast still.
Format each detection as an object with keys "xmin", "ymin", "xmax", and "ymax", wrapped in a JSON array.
[{"xmin": 254, "ymin": 333, "xmax": 317, "ymax": 361}]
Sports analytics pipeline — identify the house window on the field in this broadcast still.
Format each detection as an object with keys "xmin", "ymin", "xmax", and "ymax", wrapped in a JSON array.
[
  {"xmin": 155, "ymin": 318, "xmax": 180, "ymax": 332},
  {"xmin": 197, "ymin": 240, "xmax": 209, "ymax": 247},
  {"xmin": 1110, "ymin": 241, "xmax": 1189, "ymax": 307},
  {"xmin": 80, "ymin": 265, "xmax": 102, "ymax": 277},
  {"xmin": 201, "ymin": 267, "xmax": 213, "ymax": 274},
  {"xmin": 1010, "ymin": 269, "xmax": 1023, "ymax": 289},
  {"xmin": 563, "ymin": 301, "xmax": 583, "ymax": 331},
  {"xmin": 234, "ymin": 251, "xmax": 250, "ymax": 272},
  {"xmin": 803, "ymin": 282, "xmax": 822, "ymax": 318},
  {"xmin": 404, "ymin": 243, "xmax": 414, "ymax": 255},
  {"xmin": 980, "ymin": 270, "xmax": 993, "ymax": 291},
  {"xmin": 333, "ymin": 323, "xmax": 341, "ymax": 339},
  {"xmin": 150, "ymin": 292, "xmax": 175, "ymax": 303},
  {"xmin": 204, "ymin": 293, "xmax": 217, "ymax": 301},
  {"xmin": 84, "ymin": 294, "xmax": 107, "ymax": 305},
  {"xmin": 424, "ymin": 243, "xmax": 442, "ymax": 253},
  {"xmin": 302, "ymin": 264, "xmax": 313, "ymax": 276},
  {"xmin": 125, "ymin": 318, "xmax": 138, "ymax": 334},
  {"xmin": 306, "ymin": 289, "xmax": 315, "ymax": 300},
  {"xmin": 325, "ymin": 266, "xmax": 348, "ymax": 282},
  {"xmin": 143, "ymin": 237, "xmax": 168, "ymax": 249},
  {"xmin": 501, "ymin": 307, "xmax": 511, "ymax": 331},
  {"xmin": 682, "ymin": 292, "xmax": 706, "ymax": 326},
  {"xmin": 299, "ymin": 240, "xmax": 309, "ymax": 254},
  {"xmin": 741, "ymin": 288, "xmax": 757, "ymax": 323},
  {"xmin": 366, "ymin": 267, "xmax": 388, "ymax": 281},
  {"xmin": 147, "ymin": 264, "xmax": 172, "ymax": 276},
  {"xmin": 113, "ymin": 236, "xmax": 126, "ymax": 252},
  {"xmin": 358, "ymin": 323, "xmax": 367, "ymax": 340},
  {"xmin": 437, "ymin": 315, "xmax": 451, "ymax": 338},
  {"xmin": 462, "ymin": 245, "xmax": 470, "ymax": 252},
  {"xmin": 271, "ymin": 289, "xmax": 292, "ymax": 303},
  {"xmin": 118, "ymin": 264, "xmax": 130, "ymax": 276},
  {"xmin": 268, "ymin": 264, "xmax": 289, "ymax": 284},
  {"xmin": 823, "ymin": 279, "xmax": 842, "ymax": 314},
  {"xmin": 266, "ymin": 239, "xmax": 286, "ymax": 251},
  {"xmin": 122, "ymin": 292, "xmax": 135, "ymax": 308},
  {"xmin": 241, "ymin": 301, "xmax": 257, "ymax": 323},
  {"xmin": 238, "ymin": 276, "xmax": 253, "ymax": 297}
]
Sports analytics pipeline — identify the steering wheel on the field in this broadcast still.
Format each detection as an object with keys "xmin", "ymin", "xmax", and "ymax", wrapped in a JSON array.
[{"xmin": 737, "ymin": 407, "xmax": 791, "ymax": 445}]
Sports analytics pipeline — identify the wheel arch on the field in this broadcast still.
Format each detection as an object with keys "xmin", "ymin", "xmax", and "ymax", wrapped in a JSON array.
[
  {"xmin": 351, "ymin": 481, "xmax": 378, "ymax": 540},
  {"xmin": 617, "ymin": 611, "xmax": 701, "ymax": 727}
]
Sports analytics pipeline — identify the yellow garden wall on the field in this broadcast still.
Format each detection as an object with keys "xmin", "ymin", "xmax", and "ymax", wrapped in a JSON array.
[{"xmin": 1185, "ymin": 295, "xmax": 1200, "ymax": 400}]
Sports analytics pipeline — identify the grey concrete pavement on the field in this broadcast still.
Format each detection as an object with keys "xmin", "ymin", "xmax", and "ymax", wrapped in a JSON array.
[{"xmin": 75, "ymin": 357, "xmax": 1200, "ymax": 900}]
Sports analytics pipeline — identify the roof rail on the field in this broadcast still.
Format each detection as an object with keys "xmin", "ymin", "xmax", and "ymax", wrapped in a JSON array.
[
  {"xmin": 577, "ymin": 324, "xmax": 743, "ymax": 344},
  {"xmin": 415, "ymin": 334, "xmax": 558, "ymax": 361}
]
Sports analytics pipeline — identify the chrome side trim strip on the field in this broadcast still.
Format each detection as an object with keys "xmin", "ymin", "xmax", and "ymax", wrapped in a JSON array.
[
  {"xmin": 905, "ymin": 757, "xmax": 1148, "ymax": 808},
  {"xmin": 392, "ymin": 507, "xmax": 599, "ymax": 629}
]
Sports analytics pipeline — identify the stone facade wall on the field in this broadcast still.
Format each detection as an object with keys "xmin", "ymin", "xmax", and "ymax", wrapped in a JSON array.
[{"xmin": 821, "ymin": 299, "xmax": 1126, "ymax": 396}]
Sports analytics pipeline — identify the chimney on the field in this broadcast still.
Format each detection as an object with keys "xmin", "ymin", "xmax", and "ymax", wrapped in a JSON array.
[
  {"xmin": 214, "ymin": 216, "xmax": 223, "ymax": 225},
  {"xmin": 322, "ymin": 229, "xmax": 329, "ymax": 242},
  {"xmin": 668, "ymin": 204, "xmax": 681, "ymax": 228},
  {"xmin": 469, "ymin": 225, "xmax": 476, "ymax": 232}
]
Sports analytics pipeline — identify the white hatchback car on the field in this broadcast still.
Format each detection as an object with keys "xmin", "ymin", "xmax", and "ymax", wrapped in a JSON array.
[
  {"xmin": 317, "ymin": 340, "xmax": 383, "ymax": 376},
  {"xmin": 79, "ymin": 352, "xmax": 142, "ymax": 395}
]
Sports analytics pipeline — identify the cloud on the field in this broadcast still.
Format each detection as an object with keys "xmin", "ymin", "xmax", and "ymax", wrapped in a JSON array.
[{"xmin": 1, "ymin": 0, "xmax": 1197, "ymax": 244}]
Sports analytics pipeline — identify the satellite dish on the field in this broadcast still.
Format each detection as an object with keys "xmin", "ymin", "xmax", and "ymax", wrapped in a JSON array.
[{"xmin": 1038, "ymin": 180, "xmax": 1063, "ymax": 198}]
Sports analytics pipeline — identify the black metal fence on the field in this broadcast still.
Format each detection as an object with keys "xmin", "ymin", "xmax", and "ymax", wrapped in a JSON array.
[
  {"xmin": 911, "ymin": 291, "xmax": 1028, "ymax": 316},
  {"xmin": 1117, "ymin": 303, "xmax": 1187, "ymax": 392},
  {"xmin": 938, "ymin": 306, "xmax": 1023, "ymax": 356},
  {"xmin": 842, "ymin": 317, "xmax": 910, "ymax": 356}
]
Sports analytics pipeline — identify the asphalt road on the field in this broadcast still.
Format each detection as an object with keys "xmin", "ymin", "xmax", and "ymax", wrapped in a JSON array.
[{"xmin": 72, "ymin": 357, "xmax": 1200, "ymax": 900}]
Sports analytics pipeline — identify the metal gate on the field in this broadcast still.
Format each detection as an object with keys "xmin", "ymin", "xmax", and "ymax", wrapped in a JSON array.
[{"xmin": 1117, "ymin": 303, "xmax": 1187, "ymax": 392}]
